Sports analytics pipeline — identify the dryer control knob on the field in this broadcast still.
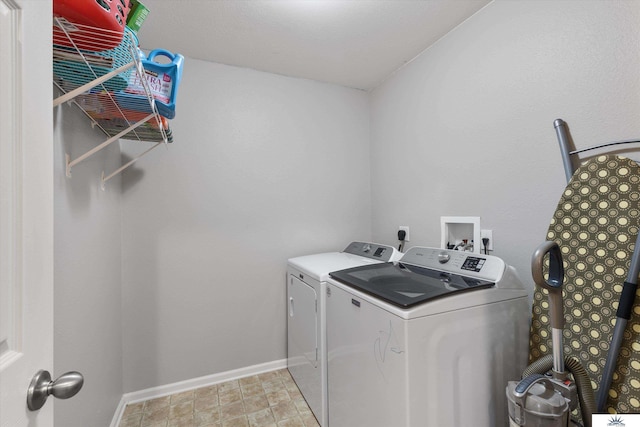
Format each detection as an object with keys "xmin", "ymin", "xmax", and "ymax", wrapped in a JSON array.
[
  {"xmin": 438, "ymin": 252, "xmax": 450, "ymax": 264},
  {"xmin": 363, "ymin": 244, "xmax": 371, "ymax": 253}
]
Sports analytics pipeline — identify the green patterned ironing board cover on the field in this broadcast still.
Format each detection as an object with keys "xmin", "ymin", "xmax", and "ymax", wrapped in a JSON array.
[{"xmin": 529, "ymin": 155, "xmax": 640, "ymax": 414}]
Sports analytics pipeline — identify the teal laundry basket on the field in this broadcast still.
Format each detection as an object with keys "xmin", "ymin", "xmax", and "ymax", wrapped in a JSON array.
[{"xmin": 53, "ymin": 26, "xmax": 137, "ymax": 92}]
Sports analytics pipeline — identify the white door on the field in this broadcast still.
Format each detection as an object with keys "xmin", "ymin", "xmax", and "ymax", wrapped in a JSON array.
[{"xmin": 0, "ymin": 1, "xmax": 55, "ymax": 426}]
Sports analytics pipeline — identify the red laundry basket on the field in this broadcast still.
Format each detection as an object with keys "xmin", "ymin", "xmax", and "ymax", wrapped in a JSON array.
[{"xmin": 53, "ymin": 0, "xmax": 132, "ymax": 51}]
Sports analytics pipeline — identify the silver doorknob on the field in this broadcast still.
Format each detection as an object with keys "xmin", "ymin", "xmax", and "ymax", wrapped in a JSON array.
[{"xmin": 27, "ymin": 370, "xmax": 84, "ymax": 411}]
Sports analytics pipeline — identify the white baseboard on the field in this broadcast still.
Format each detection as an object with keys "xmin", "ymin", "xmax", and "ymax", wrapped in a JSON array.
[
  {"xmin": 109, "ymin": 398, "xmax": 128, "ymax": 427},
  {"xmin": 109, "ymin": 358, "xmax": 287, "ymax": 427}
]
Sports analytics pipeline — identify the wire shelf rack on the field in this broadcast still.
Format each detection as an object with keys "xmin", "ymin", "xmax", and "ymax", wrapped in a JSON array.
[{"xmin": 52, "ymin": 16, "xmax": 173, "ymax": 188}]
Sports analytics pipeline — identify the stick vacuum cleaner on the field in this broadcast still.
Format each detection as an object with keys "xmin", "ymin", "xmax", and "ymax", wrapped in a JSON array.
[{"xmin": 506, "ymin": 242, "xmax": 595, "ymax": 427}]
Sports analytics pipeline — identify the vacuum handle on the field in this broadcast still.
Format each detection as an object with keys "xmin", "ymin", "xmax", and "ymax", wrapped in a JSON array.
[
  {"xmin": 532, "ymin": 241, "xmax": 567, "ymax": 377},
  {"xmin": 532, "ymin": 241, "xmax": 565, "ymax": 330},
  {"xmin": 514, "ymin": 373, "xmax": 551, "ymax": 398}
]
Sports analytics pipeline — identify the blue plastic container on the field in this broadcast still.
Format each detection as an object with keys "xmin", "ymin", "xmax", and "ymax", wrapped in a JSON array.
[{"xmin": 116, "ymin": 49, "xmax": 184, "ymax": 119}]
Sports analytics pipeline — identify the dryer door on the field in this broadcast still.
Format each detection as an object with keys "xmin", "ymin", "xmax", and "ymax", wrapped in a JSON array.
[
  {"xmin": 287, "ymin": 274, "xmax": 322, "ymax": 420},
  {"xmin": 287, "ymin": 275, "xmax": 318, "ymax": 369}
]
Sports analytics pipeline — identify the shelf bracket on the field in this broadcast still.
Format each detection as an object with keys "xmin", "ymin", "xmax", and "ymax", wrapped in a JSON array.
[
  {"xmin": 52, "ymin": 62, "xmax": 135, "ymax": 108},
  {"xmin": 65, "ymin": 113, "xmax": 156, "ymax": 178},
  {"xmin": 100, "ymin": 142, "xmax": 163, "ymax": 190}
]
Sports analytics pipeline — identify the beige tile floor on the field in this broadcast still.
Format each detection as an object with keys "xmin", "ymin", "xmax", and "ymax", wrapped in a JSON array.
[{"xmin": 117, "ymin": 369, "xmax": 320, "ymax": 427}]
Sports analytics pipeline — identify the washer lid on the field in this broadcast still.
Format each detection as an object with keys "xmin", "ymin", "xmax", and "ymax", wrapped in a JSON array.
[{"xmin": 329, "ymin": 262, "xmax": 494, "ymax": 308}]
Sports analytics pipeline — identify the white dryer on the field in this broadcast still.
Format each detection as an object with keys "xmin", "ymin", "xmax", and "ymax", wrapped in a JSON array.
[
  {"xmin": 287, "ymin": 242, "xmax": 401, "ymax": 426},
  {"xmin": 326, "ymin": 246, "xmax": 530, "ymax": 427}
]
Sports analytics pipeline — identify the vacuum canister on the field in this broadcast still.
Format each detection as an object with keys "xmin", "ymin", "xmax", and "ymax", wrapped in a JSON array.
[{"xmin": 506, "ymin": 374, "xmax": 569, "ymax": 427}]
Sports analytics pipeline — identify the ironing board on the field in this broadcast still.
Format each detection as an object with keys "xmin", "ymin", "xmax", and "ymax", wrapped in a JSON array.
[{"xmin": 529, "ymin": 154, "xmax": 640, "ymax": 414}]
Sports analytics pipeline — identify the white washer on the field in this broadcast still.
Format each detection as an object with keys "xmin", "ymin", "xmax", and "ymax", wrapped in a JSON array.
[
  {"xmin": 287, "ymin": 242, "xmax": 402, "ymax": 426},
  {"xmin": 326, "ymin": 246, "xmax": 530, "ymax": 427}
]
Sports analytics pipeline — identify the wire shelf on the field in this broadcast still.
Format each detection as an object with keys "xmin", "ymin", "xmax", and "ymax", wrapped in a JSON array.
[{"xmin": 52, "ymin": 16, "xmax": 173, "ymax": 187}]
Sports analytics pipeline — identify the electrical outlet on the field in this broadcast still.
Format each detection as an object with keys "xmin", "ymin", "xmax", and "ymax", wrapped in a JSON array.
[
  {"xmin": 481, "ymin": 229, "xmax": 493, "ymax": 251},
  {"xmin": 399, "ymin": 226, "xmax": 410, "ymax": 242}
]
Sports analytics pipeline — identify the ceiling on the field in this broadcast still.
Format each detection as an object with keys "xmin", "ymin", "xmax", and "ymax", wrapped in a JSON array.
[{"xmin": 136, "ymin": 0, "xmax": 491, "ymax": 91}]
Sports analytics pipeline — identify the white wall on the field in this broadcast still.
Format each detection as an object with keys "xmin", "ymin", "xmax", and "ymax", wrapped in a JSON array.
[
  {"xmin": 370, "ymin": 0, "xmax": 640, "ymax": 293},
  {"xmin": 53, "ymin": 105, "xmax": 123, "ymax": 425},
  {"xmin": 120, "ymin": 59, "xmax": 372, "ymax": 392}
]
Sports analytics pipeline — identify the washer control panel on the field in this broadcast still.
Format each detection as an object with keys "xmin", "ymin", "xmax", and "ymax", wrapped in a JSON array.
[
  {"xmin": 343, "ymin": 242, "xmax": 401, "ymax": 262},
  {"xmin": 399, "ymin": 247, "xmax": 505, "ymax": 281},
  {"xmin": 461, "ymin": 256, "xmax": 486, "ymax": 272}
]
